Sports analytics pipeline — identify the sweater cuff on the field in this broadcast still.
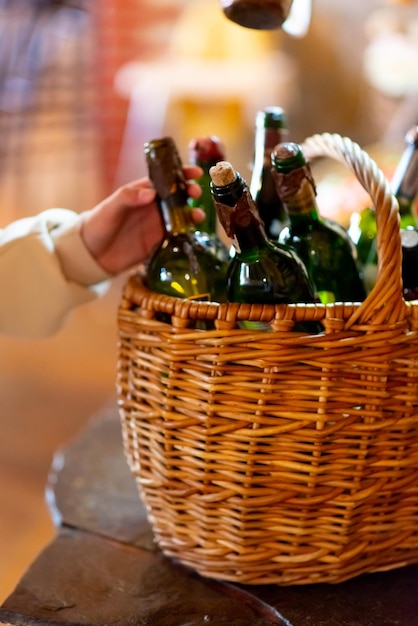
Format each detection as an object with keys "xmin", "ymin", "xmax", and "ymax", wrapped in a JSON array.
[{"xmin": 52, "ymin": 215, "xmax": 112, "ymax": 287}]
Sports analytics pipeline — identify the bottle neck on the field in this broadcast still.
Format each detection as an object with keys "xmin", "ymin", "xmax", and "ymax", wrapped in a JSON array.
[
  {"xmin": 392, "ymin": 144, "xmax": 418, "ymax": 220},
  {"xmin": 212, "ymin": 173, "xmax": 269, "ymax": 256},
  {"xmin": 189, "ymin": 137, "xmax": 226, "ymax": 235},
  {"xmin": 232, "ymin": 216, "xmax": 270, "ymax": 257},
  {"xmin": 159, "ymin": 187, "xmax": 193, "ymax": 235},
  {"xmin": 193, "ymin": 164, "xmax": 218, "ymax": 235},
  {"xmin": 250, "ymin": 126, "xmax": 287, "ymax": 197},
  {"xmin": 145, "ymin": 137, "xmax": 194, "ymax": 236},
  {"xmin": 273, "ymin": 165, "xmax": 319, "ymax": 222}
]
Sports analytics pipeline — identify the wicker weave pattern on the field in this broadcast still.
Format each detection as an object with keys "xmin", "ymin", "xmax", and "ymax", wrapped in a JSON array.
[{"xmin": 117, "ymin": 134, "xmax": 418, "ymax": 585}]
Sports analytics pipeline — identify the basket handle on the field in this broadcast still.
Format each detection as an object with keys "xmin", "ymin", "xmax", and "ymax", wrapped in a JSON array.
[{"xmin": 301, "ymin": 132, "xmax": 405, "ymax": 327}]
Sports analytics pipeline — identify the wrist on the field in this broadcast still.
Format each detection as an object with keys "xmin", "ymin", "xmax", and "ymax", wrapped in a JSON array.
[{"xmin": 52, "ymin": 215, "xmax": 112, "ymax": 286}]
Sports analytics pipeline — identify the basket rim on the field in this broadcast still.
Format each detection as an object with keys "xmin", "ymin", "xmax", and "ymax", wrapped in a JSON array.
[{"xmin": 120, "ymin": 274, "xmax": 416, "ymax": 334}]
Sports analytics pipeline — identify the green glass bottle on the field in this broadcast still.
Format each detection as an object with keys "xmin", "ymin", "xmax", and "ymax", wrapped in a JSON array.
[
  {"xmin": 349, "ymin": 126, "xmax": 418, "ymax": 291},
  {"xmin": 250, "ymin": 106, "xmax": 289, "ymax": 239},
  {"xmin": 348, "ymin": 206, "xmax": 377, "ymax": 270},
  {"xmin": 390, "ymin": 126, "xmax": 418, "ymax": 230},
  {"xmin": 144, "ymin": 137, "xmax": 227, "ymax": 303},
  {"xmin": 272, "ymin": 142, "xmax": 367, "ymax": 304},
  {"xmin": 187, "ymin": 135, "xmax": 230, "ymax": 263},
  {"xmin": 400, "ymin": 227, "xmax": 418, "ymax": 302},
  {"xmin": 209, "ymin": 161, "xmax": 320, "ymax": 332}
]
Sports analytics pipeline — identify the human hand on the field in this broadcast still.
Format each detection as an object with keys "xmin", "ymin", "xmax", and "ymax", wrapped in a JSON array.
[{"xmin": 80, "ymin": 166, "xmax": 204, "ymax": 275}]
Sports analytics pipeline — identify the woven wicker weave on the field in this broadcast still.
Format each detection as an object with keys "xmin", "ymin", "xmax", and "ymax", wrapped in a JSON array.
[{"xmin": 117, "ymin": 133, "xmax": 418, "ymax": 585}]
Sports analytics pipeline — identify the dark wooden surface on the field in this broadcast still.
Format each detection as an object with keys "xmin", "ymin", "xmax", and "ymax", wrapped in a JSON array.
[{"xmin": 1, "ymin": 402, "xmax": 417, "ymax": 626}]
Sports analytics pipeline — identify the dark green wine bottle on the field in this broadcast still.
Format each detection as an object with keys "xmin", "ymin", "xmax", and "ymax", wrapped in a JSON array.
[
  {"xmin": 250, "ymin": 106, "xmax": 289, "ymax": 239},
  {"xmin": 401, "ymin": 227, "xmax": 418, "ymax": 301},
  {"xmin": 188, "ymin": 135, "xmax": 230, "ymax": 263},
  {"xmin": 349, "ymin": 126, "xmax": 418, "ymax": 291},
  {"xmin": 272, "ymin": 142, "xmax": 366, "ymax": 304},
  {"xmin": 209, "ymin": 160, "xmax": 320, "ymax": 333},
  {"xmin": 144, "ymin": 137, "xmax": 227, "ymax": 303}
]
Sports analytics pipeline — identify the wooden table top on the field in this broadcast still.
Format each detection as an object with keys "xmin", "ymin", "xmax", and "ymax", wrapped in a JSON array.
[{"xmin": 1, "ymin": 400, "xmax": 417, "ymax": 626}]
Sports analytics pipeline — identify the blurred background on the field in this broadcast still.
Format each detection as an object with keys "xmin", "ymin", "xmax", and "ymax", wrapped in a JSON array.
[{"xmin": 1, "ymin": 0, "xmax": 417, "ymax": 602}]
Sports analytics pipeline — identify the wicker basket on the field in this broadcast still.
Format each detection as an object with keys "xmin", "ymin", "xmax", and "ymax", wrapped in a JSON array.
[{"xmin": 117, "ymin": 133, "xmax": 418, "ymax": 585}]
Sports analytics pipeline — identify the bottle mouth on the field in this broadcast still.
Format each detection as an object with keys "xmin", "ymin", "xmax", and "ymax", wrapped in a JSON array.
[
  {"xmin": 271, "ymin": 142, "xmax": 305, "ymax": 172},
  {"xmin": 220, "ymin": 0, "xmax": 293, "ymax": 30},
  {"xmin": 220, "ymin": 0, "xmax": 312, "ymax": 37},
  {"xmin": 144, "ymin": 137, "xmax": 187, "ymax": 201},
  {"xmin": 188, "ymin": 136, "xmax": 226, "ymax": 163},
  {"xmin": 256, "ymin": 107, "xmax": 287, "ymax": 130}
]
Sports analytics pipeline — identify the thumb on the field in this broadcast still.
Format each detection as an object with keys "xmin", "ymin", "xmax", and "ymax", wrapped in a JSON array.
[
  {"xmin": 107, "ymin": 181, "xmax": 156, "ymax": 210},
  {"xmin": 136, "ymin": 186, "xmax": 156, "ymax": 205}
]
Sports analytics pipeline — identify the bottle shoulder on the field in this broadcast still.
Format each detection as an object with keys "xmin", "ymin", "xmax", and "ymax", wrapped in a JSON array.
[
  {"xmin": 194, "ymin": 230, "xmax": 230, "ymax": 263},
  {"xmin": 283, "ymin": 217, "xmax": 355, "ymax": 250},
  {"xmin": 148, "ymin": 232, "xmax": 222, "ymax": 264},
  {"xmin": 233, "ymin": 237, "xmax": 304, "ymax": 264},
  {"xmin": 227, "ymin": 253, "xmax": 316, "ymax": 304},
  {"xmin": 152, "ymin": 231, "xmax": 195, "ymax": 248},
  {"xmin": 230, "ymin": 240, "xmax": 315, "ymax": 292}
]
